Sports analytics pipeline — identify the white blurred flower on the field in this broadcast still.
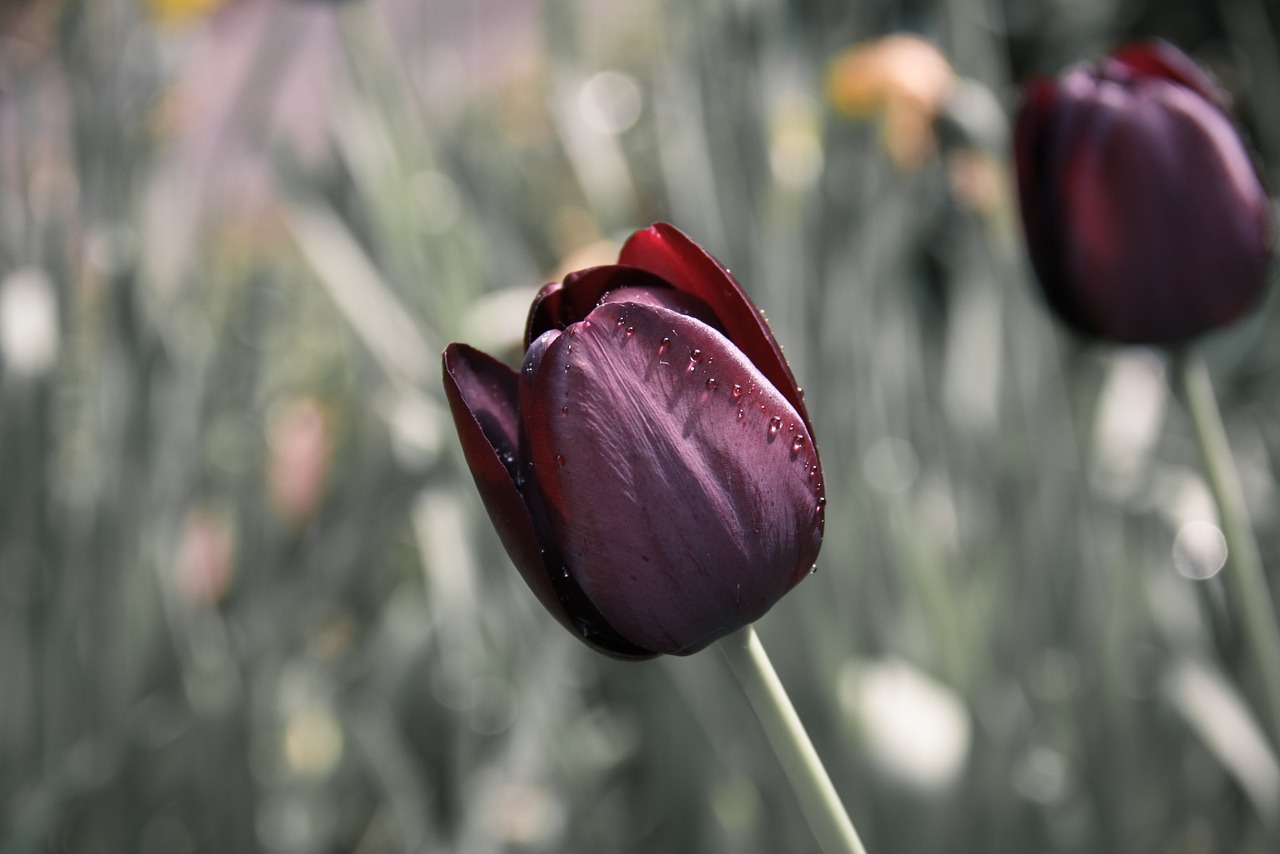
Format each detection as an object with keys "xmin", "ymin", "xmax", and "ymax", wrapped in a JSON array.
[
  {"xmin": 840, "ymin": 658, "xmax": 971, "ymax": 792},
  {"xmin": 0, "ymin": 267, "xmax": 60, "ymax": 379},
  {"xmin": 1091, "ymin": 350, "xmax": 1167, "ymax": 499}
]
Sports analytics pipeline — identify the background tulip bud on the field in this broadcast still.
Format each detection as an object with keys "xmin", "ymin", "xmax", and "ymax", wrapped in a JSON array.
[
  {"xmin": 1014, "ymin": 41, "xmax": 1272, "ymax": 344},
  {"xmin": 443, "ymin": 224, "xmax": 824, "ymax": 659}
]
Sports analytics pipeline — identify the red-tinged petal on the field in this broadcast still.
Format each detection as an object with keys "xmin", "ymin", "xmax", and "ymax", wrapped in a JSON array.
[
  {"xmin": 441, "ymin": 344, "xmax": 576, "ymax": 637},
  {"xmin": 618, "ymin": 223, "xmax": 812, "ymax": 429},
  {"xmin": 1111, "ymin": 40, "xmax": 1226, "ymax": 109},
  {"xmin": 522, "ymin": 302, "xmax": 824, "ymax": 656},
  {"xmin": 526, "ymin": 266, "xmax": 672, "ymax": 347}
]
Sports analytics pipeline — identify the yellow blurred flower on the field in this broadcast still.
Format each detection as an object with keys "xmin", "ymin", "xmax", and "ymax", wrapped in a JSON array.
[
  {"xmin": 146, "ymin": 0, "xmax": 226, "ymax": 25},
  {"xmin": 827, "ymin": 34, "xmax": 955, "ymax": 169}
]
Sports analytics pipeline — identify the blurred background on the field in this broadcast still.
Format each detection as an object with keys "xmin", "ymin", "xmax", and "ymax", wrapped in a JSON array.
[{"xmin": 3, "ymin": 0, "xmax": 1280, "ymax": 852}]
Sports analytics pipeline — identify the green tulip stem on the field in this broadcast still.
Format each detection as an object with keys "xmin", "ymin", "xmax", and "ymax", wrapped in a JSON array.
[
  {"xmin": 719, "ymin": 626, "xmax": 869, "ymax": 854},
  {"xmin": 1173, "ymin": 346, "xmax": 1280, "ymax": 754}
]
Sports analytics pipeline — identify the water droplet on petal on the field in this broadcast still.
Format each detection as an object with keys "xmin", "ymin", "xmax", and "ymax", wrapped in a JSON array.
[
  {"xmin": 706, "ymin": 377, "xmax": 718, "ymax": 391},
  {"xmin": 809, "ymin": 563, "xmax": 818, "ymax": 575},
  {"xmin": 732, "ymin": 384, "xmax": 743, "ymax": 399},
  {"xmin": 561, "ymin": 405, "xmax": 569, "ymax": 414},
  {"xmin": 768, "ymin": 416, "xmax": 782, "ymax": 438},
  {"xmin": 658, "ymin": 337, "xmax": 670, "ymax": 356},
  {"xmin": 791, "ymin": 435, "xmax": 806, "ymax": 455},
  {"xmin": 561, "ymin": 565, "xmax": 570, "ymax": 578},
  {"xmin": 736, "ymin": 408, "xmax": 745, "ymax": 421},
  {"xmin": 555, "ymin": 454, "xmax": 566, "ymax": 467},
  {"xmin": 687, "ymin": 348, "xmax": 704, "ymax": 373},
  {"xmin": 625, "ymin": 326, "xmax": 634, "ymax": 337}
]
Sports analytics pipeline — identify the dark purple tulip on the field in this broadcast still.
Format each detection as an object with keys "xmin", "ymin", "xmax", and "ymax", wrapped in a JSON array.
[
  {"xmin": 443, "ymin": 224, "xmax": 824, "ymax": 659},
  {"xmin": 1014, "ymin": 41, "xmax": 1272, "ymax": 344}
]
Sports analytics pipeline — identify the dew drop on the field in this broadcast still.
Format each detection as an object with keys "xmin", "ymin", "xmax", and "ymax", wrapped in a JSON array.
[
  {"xmin": 809, "ymin": 563, "xmax": 818, "ymax": 575},
  {"xmin": 566, "ymin": 344, "xmax": 574, "ymax": 355},
  {"xmin": 555, "ymin": 454, "xmax": 566, "ymax": 467},
  {"xmin": 731, "ymin": 383, "xmax": 743, "ymax": 398},
  {"xmin": 561, "ymin": 405, "xmax": 569, "ymax": 415},
  {"xmin": 798, "ymin": 387, "xmax": 806, "ymax": 401},
  {"xmin": 736, "ymin": 408, "xmax": 745, "ymax": 421},
  {"xmin": 808, "ymin": 464, "xmax": 818, "ymax": 480},
  {"xmin": 816, "ymin": 495, "xmax": 827, "ymax": 510},
  {"xmin": 658, "ymin": 337, "xmax": 671, "ymax": 356},
  {"xmin": 615, "ymin": 315, "xmax": 627, "ymax": 328},
  {"xmin": 561, "ymin": 565, "xmax": 571, "ymax": 578},
  {"xmin": 791, "ymin": 435, "xmax": 806, "ymax": 455},
  {"xmin": 706, "ymin": 377, "xmax": 718, "ymax": 391},
  {"xmin": 625, "ymin": 326, "xmax": 634, "ymax": 337},
  {"xmin": 689, "ymin": 348, "xmax": 703, "ymax": 363},
  {"xmin": 768, "ymin": 416, "xmax": 782, "ymax": 438}
]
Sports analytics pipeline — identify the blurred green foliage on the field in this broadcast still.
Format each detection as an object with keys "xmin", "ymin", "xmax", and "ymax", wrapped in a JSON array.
[{"xmin": 2, "ymin": 0, "xmax": 1280, "ymax": 852}]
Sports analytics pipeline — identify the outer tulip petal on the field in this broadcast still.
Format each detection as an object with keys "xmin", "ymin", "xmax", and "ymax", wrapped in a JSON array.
[
  {"xmin": 1014, "ymin": 79, "xmax": 1090, "ymax": 334},
  {"xmin": 522, "ymin": 302, "xmax": 824, "ymax": 655},
  {"xmin": 517, "ymin": 332, "xmax": 660, "ymax": 660},
  {"xmin": 619, "ymin": 223, "xmax": 812, "ymax": 428},
  {"xmin": 442, "ymin": 344, "xmax": 577, "ymax": 636}
]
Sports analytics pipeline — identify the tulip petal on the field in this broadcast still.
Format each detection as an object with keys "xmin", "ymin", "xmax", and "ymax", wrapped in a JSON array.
[
  {"xmin": 526, "ymin": 266, "xmax": 673, "ymax": 346},
  {"xmin": 1112, "ymin": 41, "xmax": 1226, "ymax": 110},
  {"xmin": 522, "ymin": 302, "xmax": 824, "ymax": 655},
  {"xmin": 619, "ymin": 223, "xmax": 812, "ymax": 428},
  {"xmin": 442, "ymin": 344, "xmax": 578, "ymax": 636},
  {"xmin": 517, "ymin": 332, "xmax": 660, "ymax": 660}
]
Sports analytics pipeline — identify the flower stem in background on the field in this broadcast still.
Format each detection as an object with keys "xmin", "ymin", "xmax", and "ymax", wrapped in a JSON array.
[
  {"xmin": 1173, "ymin": 346, "xmax": 1280, "ymax": 753},
  {"xmin": 719, "ymin": 626, "xmax": 869, "ymax": 854}
]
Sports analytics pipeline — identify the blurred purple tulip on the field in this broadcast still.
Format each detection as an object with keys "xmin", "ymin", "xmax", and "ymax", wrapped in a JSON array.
[
  {"xmin": 1014, "ymin": 41, "xmax": 1272, "ymax": 344},
  {"xmin": 443, "ymin": 224, "xmax": 824, "ymax": 659}
]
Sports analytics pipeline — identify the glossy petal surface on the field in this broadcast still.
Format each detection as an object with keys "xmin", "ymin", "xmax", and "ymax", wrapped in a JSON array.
[
  {"xmin": 620, "ymin": 223, "xmax": 811, "ymax": 426},
  {"xmin": 522, "ymin": 302, "xmax": 824, "ymax": 655}
]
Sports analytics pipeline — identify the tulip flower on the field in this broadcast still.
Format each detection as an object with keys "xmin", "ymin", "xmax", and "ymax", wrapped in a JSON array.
[
  {"xmin": 1014, "ymin": 41, "xmax": 1272, "ymax": 344},
  {"xmin": 443, "ymin": 224, "xmax": 824, "ymax": 659}
]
